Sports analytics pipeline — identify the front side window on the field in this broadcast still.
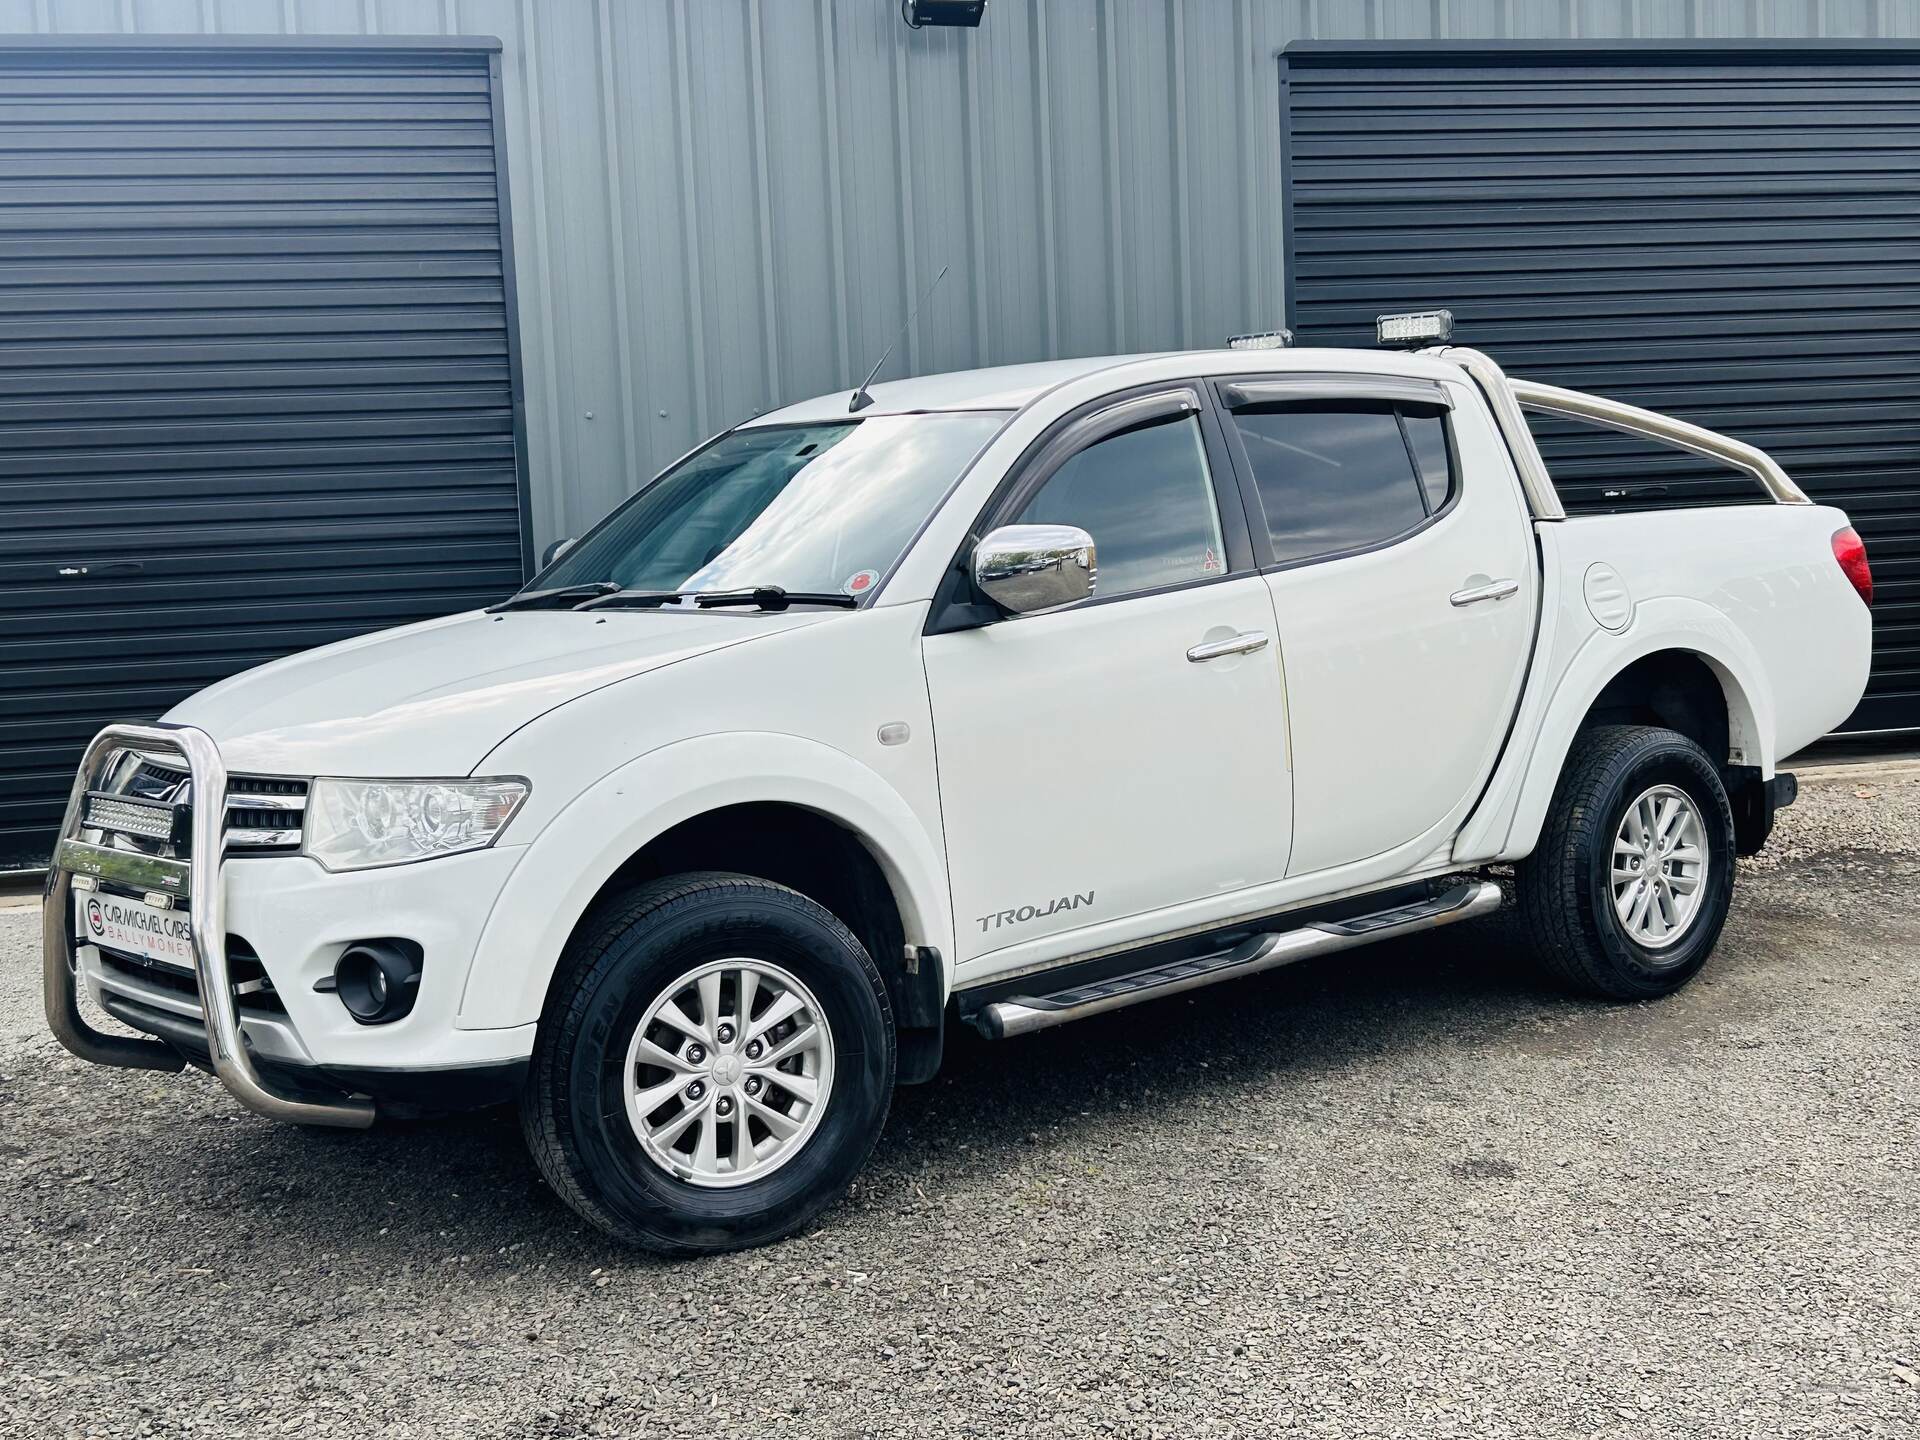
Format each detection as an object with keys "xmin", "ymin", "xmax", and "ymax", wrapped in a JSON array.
[
  {"xmin": 537, "ymin": 412, "xmax": 1006, "ymax": 599},
  {"xmin": 1228, "ymin": 402, "xmax": 1450, "ymax": 566},
  {"xmin": 1010, "ymin": 413, "xmax": 1227, "ymax": 601}
]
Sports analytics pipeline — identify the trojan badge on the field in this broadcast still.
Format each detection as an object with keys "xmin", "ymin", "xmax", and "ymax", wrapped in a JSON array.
[{"xmin": 977, "ymin": 891, "xmax": 1095, "ymax": 934}]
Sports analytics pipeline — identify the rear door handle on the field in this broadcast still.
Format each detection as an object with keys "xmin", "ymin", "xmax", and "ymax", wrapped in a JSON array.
[
  {"xmin": 1187, "ymin": 631, "xmax": 1270, "ymax": 662},
  {"xmin": 1449, "ymin": 578, "xmax": 1519, "ymax": 607}
]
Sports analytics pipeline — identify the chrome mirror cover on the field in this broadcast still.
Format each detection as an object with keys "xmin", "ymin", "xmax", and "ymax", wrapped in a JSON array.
[{"xmin": 972, "ymin": 524, "xmax": 1096, "ymax": 615}]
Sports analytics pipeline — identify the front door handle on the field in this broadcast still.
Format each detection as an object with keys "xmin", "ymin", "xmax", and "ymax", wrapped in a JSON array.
[
  {"xmin": 1449, "ymin": 578, "xmax": 1520, "ymax": 607},
  {"xmin": 1187, "ymin": 631, "xmax": 1270, "ymax": 662}
]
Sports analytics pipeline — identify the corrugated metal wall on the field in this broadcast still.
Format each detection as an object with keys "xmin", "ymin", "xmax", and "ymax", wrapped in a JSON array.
[
  {"xmin": 2, "ymin": 0, "xmax": 1915, "ymax": 551},
  {"xmin": 1282, "ymin": 42, "xmax": 1920, "ymax": 732},
  {"xmin": 0, "ymin": 37, "xmax": 527, "ymax": 867}
]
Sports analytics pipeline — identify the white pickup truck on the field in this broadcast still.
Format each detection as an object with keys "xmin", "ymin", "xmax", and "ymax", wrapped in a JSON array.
[{"xmin": 43, "ymin": 318, "xmax": 1872, "ymax": 1255}]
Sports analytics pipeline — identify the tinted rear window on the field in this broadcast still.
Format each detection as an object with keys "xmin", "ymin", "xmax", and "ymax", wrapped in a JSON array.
[{"xmin": 1228, "ymin": 403, "xmax": 1437, "ymax": 566}]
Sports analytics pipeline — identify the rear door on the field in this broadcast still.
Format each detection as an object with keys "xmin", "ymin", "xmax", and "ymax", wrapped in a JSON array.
[{"xmin": 1216, "ymin": 373, "xmax": 1535, "ymax": 877}]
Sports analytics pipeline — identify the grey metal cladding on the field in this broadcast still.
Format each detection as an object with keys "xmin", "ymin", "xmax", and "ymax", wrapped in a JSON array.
[
  {"xmin": 0, "ymin": 40, "xmax": 528, "ymax": 868},
  {"xmin": 1283, "ymin": 43, "xmax": 1920, "ymax": 734}
]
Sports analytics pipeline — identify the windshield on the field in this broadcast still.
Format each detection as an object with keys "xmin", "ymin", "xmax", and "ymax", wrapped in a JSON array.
[{"xmin": 533, "ymin": 412, "xmax": 1007, "ymax": 602}]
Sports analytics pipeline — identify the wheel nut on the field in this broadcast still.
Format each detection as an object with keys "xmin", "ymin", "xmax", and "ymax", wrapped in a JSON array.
[
  {"xmin": 716, "ymin": 1022, "xmax": 736, "ymax": 1045},
  {"xmin": 744, "ymin": 1076, "xmax": 763, "ymax": 1097},
  {"xmin": 744, "ymin": 1039, "xmax": 764, "ymax": 1060},
  {"xmin": 715, "ymin": 1095, "xmax": 735, "ymax": 1117},
  {"xmin": 685, "ymin": 1080, "xmax": 705, "ymax": 1101},
  {"xmin": 684, "ymin": 1042, "xmax": 706, "ymax": 1064}
]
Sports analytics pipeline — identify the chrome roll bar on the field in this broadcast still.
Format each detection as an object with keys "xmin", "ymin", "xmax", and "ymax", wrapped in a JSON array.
[
  {"xmin": 1425, "ymin": 344, "xmax": 1812, "ymax": 516},
  {"xmin": 42, "ymin": 722, "xmax": 374, "ymax": 1129},
  {"xmin": 1425, "ymin": 345, "xmax": 1566, "ymax": 521},
  {"xmin": 1506, "ymin": 376, "xmax": 1812, "ymax": 507}
]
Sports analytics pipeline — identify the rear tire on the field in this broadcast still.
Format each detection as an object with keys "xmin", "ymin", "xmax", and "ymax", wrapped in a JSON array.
[
  {"xmin": 1516, "ymin": 725, "xmax": 1736, "ymax": 1000},
  {"xmin": 522, "ymin": 872, "xmax": 895, "ymax": 1254}
]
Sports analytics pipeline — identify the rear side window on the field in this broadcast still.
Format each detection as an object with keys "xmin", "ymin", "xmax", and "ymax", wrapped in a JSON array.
[
  {"xmin": 1402, "ymin": 409, "xmax": 1453, "ymax": 513},
  {"xmin": 1227, "ymin": 403, "xmax": 1452, "ymax": 567},
  {"xmin": 1011, "ymin": 413, "xmax": 1227, "ymax": 600}
]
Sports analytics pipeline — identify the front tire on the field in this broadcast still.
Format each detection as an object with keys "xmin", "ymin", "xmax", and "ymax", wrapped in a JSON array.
[
  {"xmin": 522, "ymin": 872, "xmax": 895, "ymax": 1254},
  {"xmin": 1516, "ymin": 725, "xmax": 1736, "ymax": 1000}
]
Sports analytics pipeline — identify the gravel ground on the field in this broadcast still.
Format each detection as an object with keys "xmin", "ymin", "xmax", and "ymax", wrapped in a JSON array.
[{"xmin": 2, "ymin": 772, "xmax": 1916, "ymax": 1439}]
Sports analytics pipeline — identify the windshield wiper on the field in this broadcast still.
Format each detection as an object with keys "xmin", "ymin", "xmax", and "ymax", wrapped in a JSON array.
[
  {"xmin": 695, "ymin": 586, "xmax": 859, "ymax": 612},
  {"xmin": 572, "ymin": 589, "xmax": 693, "ymax": 612},
  {"xmin": 570, "ymin": 585, "xmax": 861, "ymax": 614},
  {"xmin": 486, "ymin": 581, "xmax": 620, "ymax": 613}
]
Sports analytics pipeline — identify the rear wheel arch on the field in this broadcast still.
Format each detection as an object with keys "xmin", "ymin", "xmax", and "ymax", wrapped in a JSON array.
[
  {"xmin": 1493, "ymin": 629, "xmax": 1774, "ymax": 862},
  {"xmin": 1582, "ymin": 649, "xmax": 1758, "ymax": 773}
]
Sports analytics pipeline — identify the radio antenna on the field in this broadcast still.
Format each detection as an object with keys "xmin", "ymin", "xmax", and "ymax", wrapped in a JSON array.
[{"xmin": 849, "ymin": 264, "xmax": 948, "ymax": 413}]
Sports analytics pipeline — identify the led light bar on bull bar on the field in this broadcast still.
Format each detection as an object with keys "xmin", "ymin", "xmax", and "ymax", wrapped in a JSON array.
[
  {"xmin": 82, "ymin": 790, "xmax": 187, "ymax": 846},
  {"xmin": 1376, "ymin": 310, "xmax": 1453, "ymax": 347}
]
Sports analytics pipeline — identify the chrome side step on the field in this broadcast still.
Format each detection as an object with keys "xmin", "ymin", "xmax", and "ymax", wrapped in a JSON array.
[{"xmin": 977, "ymin": 880, "xmax": 1503, "ymax": 1039}]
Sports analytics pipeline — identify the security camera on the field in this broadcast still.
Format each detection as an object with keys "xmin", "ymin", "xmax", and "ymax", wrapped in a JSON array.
[{"xmin": 902, "ymin": 1, "xmax": 986, "ymax": 28}]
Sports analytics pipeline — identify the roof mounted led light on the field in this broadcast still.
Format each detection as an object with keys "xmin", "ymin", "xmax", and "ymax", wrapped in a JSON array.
[
  {"xmin": 1376, "ymin": 310, "xmax": 1453, "ymax": 348},
  {"xmin": 1226, "ymin": 329, "xmax": 1293, "ymax": 350}
]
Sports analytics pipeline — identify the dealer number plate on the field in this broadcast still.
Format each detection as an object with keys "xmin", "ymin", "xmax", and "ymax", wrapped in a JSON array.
[{"xmin": 79, "ymin": 892, "xmax": 194, "ymax": 969}]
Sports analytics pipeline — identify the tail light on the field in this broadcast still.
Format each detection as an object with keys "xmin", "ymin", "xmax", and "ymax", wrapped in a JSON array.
[{"xmin": 1832, "ymin": 526, "xmax": 1872, "ymax": 608}]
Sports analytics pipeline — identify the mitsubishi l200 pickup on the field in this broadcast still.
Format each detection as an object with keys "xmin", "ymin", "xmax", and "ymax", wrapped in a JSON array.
[{"xmin": 43, "ymin": 315, "xmax": 1872, "ymax": 1254}]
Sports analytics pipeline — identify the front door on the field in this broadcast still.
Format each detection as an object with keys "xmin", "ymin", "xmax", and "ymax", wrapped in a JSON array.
[{"xmin": 923, "ymin": 388, "xmax": 1294, "ymax": 979}]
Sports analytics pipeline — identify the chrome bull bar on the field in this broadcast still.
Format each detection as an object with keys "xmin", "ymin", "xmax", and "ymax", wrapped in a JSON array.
[{"xmin": 42, "ymin": 722, "xmax": 374, "ymax": 1129}]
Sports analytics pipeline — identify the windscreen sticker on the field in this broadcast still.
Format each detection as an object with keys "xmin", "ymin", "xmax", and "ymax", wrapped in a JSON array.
[{"xmin": 843, "ymin": 569, "xmax": 880, "ymax": 597}]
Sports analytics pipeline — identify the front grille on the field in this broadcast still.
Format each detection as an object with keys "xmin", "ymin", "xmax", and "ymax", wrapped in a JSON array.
[
  {"xmin": 94, "ymin": 934, "xmax": 287, "ymax": 1016},
  {"xmin": 105, "ymin": 752, "xmax": 308, "ymax": 857}
]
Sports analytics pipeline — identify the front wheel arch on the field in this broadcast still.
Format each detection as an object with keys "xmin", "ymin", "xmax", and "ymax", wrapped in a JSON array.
[
  {"xmin": 552, "ymin": 802, "xmax": 947, "ymax": 1080},
  {"xmin": 455, "ymin": 733, "xmax": 955, "ymax": 1032}
]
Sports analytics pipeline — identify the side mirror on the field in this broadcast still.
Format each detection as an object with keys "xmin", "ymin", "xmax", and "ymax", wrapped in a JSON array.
[
  {"xmin": 972, "ymin": 524, "xmax": 1096, "ymax": 615},
  {"xmin": 539, "ymin": 537, "xmax": 576, "ymax": 568}
]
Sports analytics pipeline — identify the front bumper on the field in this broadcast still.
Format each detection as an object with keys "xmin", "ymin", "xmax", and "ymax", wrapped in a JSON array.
[{"xmin": 44, "ymin": 722, "xmax": 534, "ymax": 1126}]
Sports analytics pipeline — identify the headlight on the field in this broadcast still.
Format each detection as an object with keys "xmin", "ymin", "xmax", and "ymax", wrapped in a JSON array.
[{"xmin": 303, "ymin": 778, "xmax": 529, "ymax": 872}]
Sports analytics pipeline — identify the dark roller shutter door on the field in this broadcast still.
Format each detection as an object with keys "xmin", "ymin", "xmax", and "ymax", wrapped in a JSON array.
[
  {"xmin": 1282, "ymin": 42, "xmax": 1920, "ymax": 734},
  {"xmin": 0, "ymin": 39, "xmax": 531, "ymax": 868}
]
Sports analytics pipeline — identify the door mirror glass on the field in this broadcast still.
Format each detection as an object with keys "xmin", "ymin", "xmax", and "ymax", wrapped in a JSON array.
[
  {"xmin": 540, "ymin": 537, "xmax": 576, "ymax": 568},
  {"xmin": 972, "ymin": 524, "xmax": 1096, "ymax": 614}
]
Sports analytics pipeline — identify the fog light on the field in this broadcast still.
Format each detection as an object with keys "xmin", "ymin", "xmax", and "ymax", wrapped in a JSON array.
[{"xmin": 329, "ymin": 940, "xmax": 422, "ymax": 1025}]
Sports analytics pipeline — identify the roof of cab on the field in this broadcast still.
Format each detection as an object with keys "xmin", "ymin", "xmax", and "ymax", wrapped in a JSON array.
[
  {"xmin": 745, "ymin": 357, "xmax": 1152, "ymax": 425},
  {"xmin": 745, "ymin": 347, "xmax": 1462, "ymax": 426}
]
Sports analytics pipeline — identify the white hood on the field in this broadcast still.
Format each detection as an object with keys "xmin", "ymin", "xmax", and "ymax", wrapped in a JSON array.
[{"xmin": 166, "ymin": 608, "xmax": 823, "ymax": 776}]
